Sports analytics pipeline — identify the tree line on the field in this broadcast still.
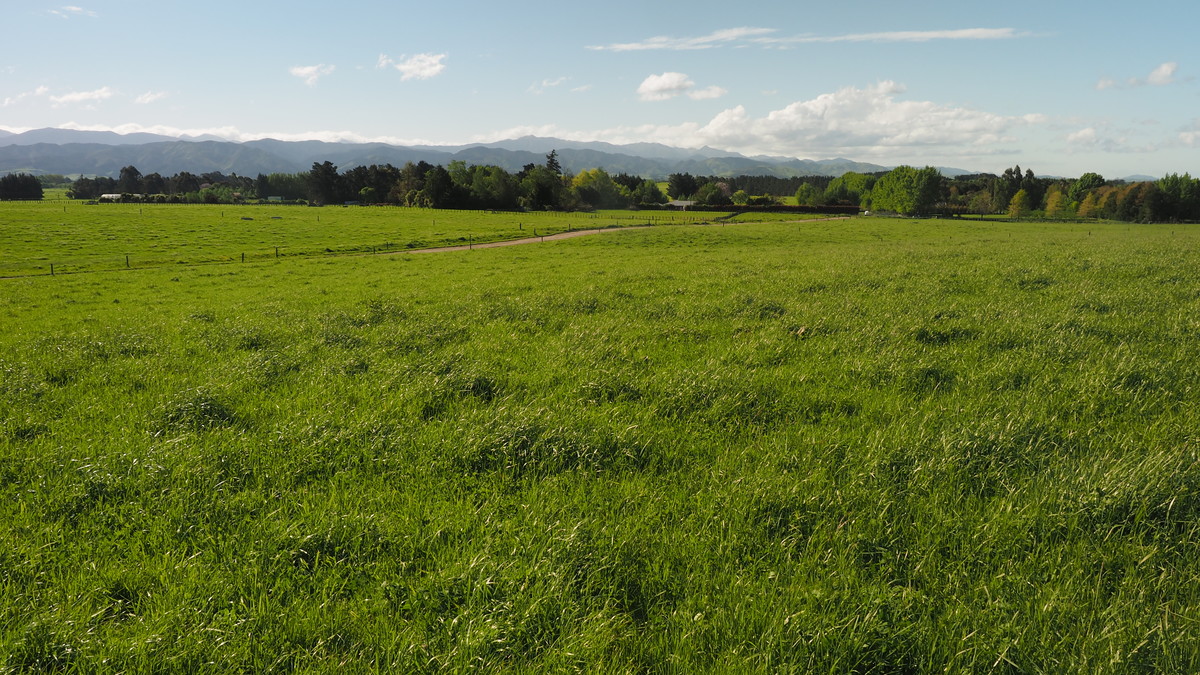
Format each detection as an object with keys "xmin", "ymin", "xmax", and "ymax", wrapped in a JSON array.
[
  {"xmin": 59, "ymin": 153, "xmax": 833, "ymax": 212},
  {"xmin": 29, "ymin": 154, "xmax": 1200, "ymax": 223},
  {"xmin": 793, "ymin": 165, "xmax": 1200, "ymax": 223},
  {"xmin": 62, "ymin": 152, "xmax": 670, "ymax": 211}
]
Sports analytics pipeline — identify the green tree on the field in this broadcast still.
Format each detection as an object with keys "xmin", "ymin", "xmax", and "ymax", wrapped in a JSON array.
[
  {"xmin": 630, "ymin": 180, "xmax": 667, "ymax": 205},
  {"xmin": 469, "ymin": 165, "xmax": 518, "ymax": 209},
  {"xmin": 1155, "ymin": 173, "xmax": 1200, "ymax": 222},
  {"xmin": 519, "ymin": 165, "xmax": 563, "ymax": 210},
  {"xmin": 823, "ymin": 172, "xmax": 875, "ymax": 206},
  {"xmin": 1068, "ymin": 172, "xmax": 1105, "ymax": 203},
  {"xmin": 871, "ymin": 166, "xmax": 943, "ymax": 215},
  {"xmin": 572, "ymin": 168, "xmax": 626, "ymax": 209},
  {"xmin": 695, "ymin": 182, "xmax": 731, "ymax": 206},
  {"xmin": 794, "ymin": 183, "xmax": 822, "ymax": 207}
]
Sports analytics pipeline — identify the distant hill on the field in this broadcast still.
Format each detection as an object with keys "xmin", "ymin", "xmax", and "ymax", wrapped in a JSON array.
[
  {"xmin": 0, "ymin": 127, "xmax": 181, "ymax": 146},
  {"xmin": 0, "ymin": 127, "xmax": 964, "ymax": 180}
]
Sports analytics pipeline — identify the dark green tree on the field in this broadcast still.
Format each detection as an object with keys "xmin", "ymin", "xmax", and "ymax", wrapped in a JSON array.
[
  {"xmin": 545, "ymin": 150, "xmax": 562, "ymax": 176},
  {"xmin": 306, "ymin": 161, "xmax": 342, "ymax": 204},
  {"xmin": 141, "ymin": 172, "xmax": 167, "ymax": 195},
  {"xmin": 667, "ymin": 173, "xmax": 700, "ymax": 200},
  {"xmin": 0, "ymin": 173, "xmax": 44, "ymax": 200},
  {"xmin": 117, "ymin": 165, "xmax": 142, "ymax": 194}
]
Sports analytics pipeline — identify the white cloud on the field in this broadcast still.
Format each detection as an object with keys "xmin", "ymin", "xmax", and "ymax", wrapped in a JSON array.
[
  {"xmin": 1097, "ymin": 61, "xmax": 1179, "ymax": 89},
  {"xmin": 48, "ymin": 122, "xmax": 441, "ymax": 146},
  {"xmin": 688, "ymin": 85, "xmax": 728, "ymax": 101},
  {"xmin": 1, "ymin": 85, "xmax": 49, "ymax": 107},
  {"xmin": 571, "ymin": 84, "xmax": 593, "ymax": 94},
  {"xmin": 290, "ymin": 64, "xmax": 335, "ymax": 86},
  {"xmin": 1067, "ymin": 127, "xmax": 1098, "ymax": 146},
  {"xmin": 1178, "ymin": 120, "xmax": 1200, "ymax": 147},
  {"xmin": 134, "ymin": 91, "xmax": 168, "ymax": 104},
  {"xmin": 378, "ymin": 53, "xmax": 447, "ymax": 80},
  {"xmin": 49, "ymin": 5, "xmax": 97, "ymax": 18},
  {"xmin": 34, "ymin": 81, "xmax": 1048, "ymax": 167},
  {"xmin": 638, "ymin": 72, "xmax": 695, "ymax": 101},
  {"xmin": 1147, "ymin": 62, "xmax": 1178, "ymax": 86},
  {"xmin": 487, "ymin": 81, "xmax": 1043, "ymax": 163},
  {"xmin": 590, "ymin": 27, "xmax": 1022, "ymax": 51},
  {"xmin": 49, "ymin": 86, "xmax": 114, "ymax": 106},
  {"xmin": 589, "ymin": 27, "xmax": 776, "ymax": 51},
  {"xmin": 637, "ymin": 73, "xmax": 727, "ymax": 102},
  {"xmin": 1064, "ymin": 125, "xmax": 1156, "ymax": 154}
]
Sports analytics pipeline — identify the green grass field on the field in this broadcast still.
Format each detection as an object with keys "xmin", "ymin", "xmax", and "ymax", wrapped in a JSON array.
[
  {"xmin": 0, "ymin": 202, "xmax": 712, "ymax": 277},
  {"xmin": 2, "ymin": 210, "xmax": 1199, "ymax": 672}
]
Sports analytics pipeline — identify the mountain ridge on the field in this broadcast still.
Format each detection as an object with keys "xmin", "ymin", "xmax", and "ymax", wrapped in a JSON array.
[{"xmin": 0, "ymin": 127, "xmax": 975, "ymax": 179}]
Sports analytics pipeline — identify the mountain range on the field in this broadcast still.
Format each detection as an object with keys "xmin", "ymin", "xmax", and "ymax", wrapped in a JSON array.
[{"xmin": 0, "ymin": 127, "xmax": 974, "ymax": 180}]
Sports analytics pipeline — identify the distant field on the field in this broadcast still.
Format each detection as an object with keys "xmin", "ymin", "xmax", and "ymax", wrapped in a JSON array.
[
  {"xmin": 0, "ymin": 202, "xmax": 712, "ymax": 277},
  {"xmin": 2, "ymin": 217, "xmax": 1199, "ymax": 671}
]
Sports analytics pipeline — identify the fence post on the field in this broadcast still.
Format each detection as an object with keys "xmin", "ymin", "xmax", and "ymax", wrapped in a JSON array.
[
  {"xmin": 242, "ymin": 252, "xmax": 245, "ymax": 262},
  {"xmin": 126, "ymin": 255, "xmax": 130, "ymax": 268},
  {"xmin": 50, "ymin": 263, "xmax": 54, "ymax": 276}
]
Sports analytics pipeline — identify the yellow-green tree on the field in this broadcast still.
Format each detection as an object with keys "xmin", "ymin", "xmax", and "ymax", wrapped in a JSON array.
[
  {"xmin": 1044, "ymin": 189, "xmax": 1070, "ymax": 220},
  {"xmin": 1008, "ymin": 189, "xmax": 1030, "ymax": 220},
  {"xmin": 1077, "ymin": 191, "xmax": 1100, "ymax": 219}
]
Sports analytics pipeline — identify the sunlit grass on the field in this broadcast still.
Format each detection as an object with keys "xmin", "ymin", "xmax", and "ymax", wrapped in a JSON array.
[
  {"xmin": 0, "ymin": 202, "xmax": 712, "ymax": 277},
  {"xmin": 2, "ymin": 217, "xmax": 1199, "ymax": 671}
]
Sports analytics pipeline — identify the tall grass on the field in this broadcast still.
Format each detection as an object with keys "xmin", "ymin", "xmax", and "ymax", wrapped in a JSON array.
[{"xmin": 2, "ymin": 217, "xmax": 1198, "ymax": 671}]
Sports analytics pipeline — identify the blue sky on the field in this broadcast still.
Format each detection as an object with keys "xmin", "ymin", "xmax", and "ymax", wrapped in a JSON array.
[{"xmin": 2, "ymin": 0, "xmax": 1197, "ymax": 177}]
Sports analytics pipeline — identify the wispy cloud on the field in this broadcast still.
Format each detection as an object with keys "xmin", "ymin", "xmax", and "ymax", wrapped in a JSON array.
[
  {"xmin": 134, "ymin": 91, "xmax": 168, "ymax": 105},
  {"xmin": 1, "ymin": 85, "xmax": 49, "ymax": 107},
  {"xmin": 528, "ymin": 77, "xmax": 569, "ymax": 94},
  {"xmin": 637, "ymin": 73, "xmax": 727, "ymax": 101},
  {"xmin": 1065, "ymin": 126, "xmax": 1157, "ymax": 154},
  {"xmin": 1097, "ymin": 61, "xmax": 1178, "ymax": 90},
  {"xmin": 589, "ymin": 27, "xmax": 775, "ymax": 51},
  {"xmin": 688, "ymin": 85, "xmax": 728, "ymax": 101},
  {"xmin": 49, "ymin": 5, "xmax": 97, "ymax": 19},
  {"xmin": 49, "ymin": 86, "xmax": 114, "ymax": 106},
  {"xmin": 1179, "ymin": 120, "xmax": 1200, "ymax": 147},
  {"xmin": 377, "ymin": 53, "xmax": 447, "ymax": 80},
  {"xmin": 756, "ymin": 28, "xmax": 1023, "ymax": 46},
  {"xmin": 290, "ymin": 64, "xmax": 335, "ymax": 86},
  {"xmin": 590, "ymin": 26, "xmax": 1022, "ymax": 51}
]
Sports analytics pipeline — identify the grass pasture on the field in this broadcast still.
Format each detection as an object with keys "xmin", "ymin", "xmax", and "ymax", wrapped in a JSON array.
[
  {"xmin": 0, "ymin": 202, "xmax": 711, "ymax": 277},
  {"xmin": 2, "ymin": 213, "xmax": 1200, "ymax": 672}
]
